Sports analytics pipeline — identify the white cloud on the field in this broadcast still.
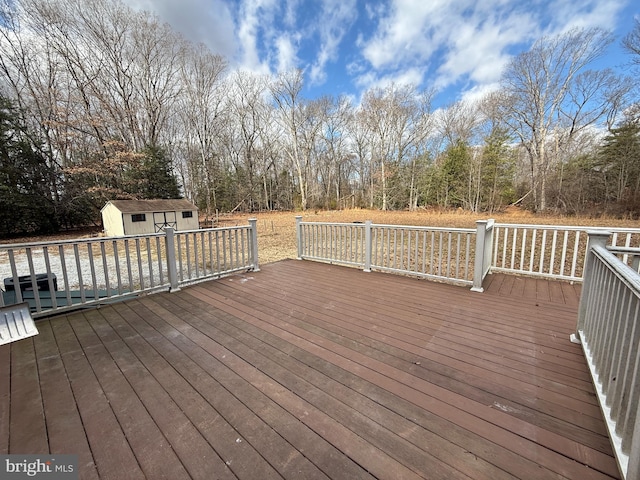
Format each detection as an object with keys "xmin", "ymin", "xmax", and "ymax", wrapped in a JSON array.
[
  {"xmin": 275, "ymin": 33, "xmax": 300, "ymax": 72},
  {"xmin": 309, "ymin": 0, "xmax": 358, "ymax": 86},
  {"xmin": 434, "ymin": 9, "xmax": 537, "ymax": 89},
  {"xmin": 237, "ymin": 0, "xmax": 281, "ymax": 73},
  {"xmin": 354, "ymin": 66, "xmax": 427, "ymax": 92},
  {"xmin": 360, "ymin": 0, "xmax": 458, "ymax": 69},
  {"xmin": 123, "ymin": 0, "xmax": 633, "ymax": 104},
  {"xmin": 122, "ymin": 0, "xmax": 237, "ymax": 57},
  {"xmin": 459, "ymin": 82, "xmax": 501, "ymax": 104},
  {"xmin": 357, "ymin": 0, "xmax": 526, "ymax": 94},
  {"xmin": 357, "ymin": 0, "xmax": 627, "ymax": 101},
  {"xmin": 283, "ymin": 0, "xmax": 301, "ymax": 28},
  {"xmin": 545, "ymin": 0, "xmax": 625, "ymax": 34}
]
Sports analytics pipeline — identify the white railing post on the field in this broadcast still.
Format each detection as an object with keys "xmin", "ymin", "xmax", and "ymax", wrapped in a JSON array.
[
  {"xmin": 296, "ymin": 216, "xmax": 303, "ymax": 259},
  {"xmin": 484, "ymin": 219, "xmax": 495, "ymax": 275},
  {"xmin": 248, "ymin": 218, "xmax": 260, "ymax": 272},
  {"xmin": 165, "ymin": 227, "xmax": 180, "ymax": 292},
  {"xmin": 471, "ymin": 219, "xmax": 492, "ymax": 292},
  {"xmin": 572, "ymin": 230, "xmax": 610, "ymax": 343},
  {"xmin": 364, "ymin": 220, "xmax": 372, "ymax": 272}
]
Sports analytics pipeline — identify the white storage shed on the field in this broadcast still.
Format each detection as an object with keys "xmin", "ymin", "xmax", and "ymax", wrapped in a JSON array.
[{"xmin": 101, "ymin": 199, "xmax": 199, "ymax": 236}]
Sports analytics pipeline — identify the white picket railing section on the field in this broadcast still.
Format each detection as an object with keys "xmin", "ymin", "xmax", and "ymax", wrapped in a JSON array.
[
  {"xmin": 575, "ymin": 232, "xmax": 640, "ymax": 480},
  {"xmin": 491, "ymin": 224, "xmax": 640, "ymax": 282},
  {"xmin": 370, "ymin": 224, "xmax": 476, "ymax": 285},
  {"xmin": 296, "ymin": 218, "xmax": 477, "ymax": 286},
  {"xmin": 297, "ymin": 221, "xmax": 368, "ymax": 268},
  {"xmin": 0, "ymin": 220, "xmax": 259, "ymax": 318},
  {"xmin": 174, "ymin": 224, "xmax": 259, "ymax": 284}
]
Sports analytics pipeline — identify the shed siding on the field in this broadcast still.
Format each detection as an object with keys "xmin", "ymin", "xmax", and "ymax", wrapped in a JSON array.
[
  {"xmin": 101, "ymin": 201, "xmax": 199, "ymax": 237},
  {"xmin": 101, "ymin": 203, "xmax": 126, "ymax": 237},
  {"xmin": 122, "ymin": 214, "xmax": 155, "ymax": 235},
  {"xmin": 176, "ymin": 211, "xmax": 199, "ymax": 231}
]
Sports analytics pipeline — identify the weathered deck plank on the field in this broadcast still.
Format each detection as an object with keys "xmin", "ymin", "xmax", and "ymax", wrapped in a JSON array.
[
  {"xmin": 205, "ymin": 269, "xmax": 606, "ymax": 445},
  {"xmin": 33, "ymin": 321, "xmax": 99, "ymax": 479},
  {"xmin": 9, "ymin": 334, "xmax": 48, "ymax": 454},
  {"xmin": 195, "ymin": 262, "xmax": 615, "ymax": 478},
  {"xmin": 0, "ymin": 260, "xmax": 620, "ymax": 479},
  {"xmin": 50, "ymin": 317, "xmax": 146, "ymax": 480}
]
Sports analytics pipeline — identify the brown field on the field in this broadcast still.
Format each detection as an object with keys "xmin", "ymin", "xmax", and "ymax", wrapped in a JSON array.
[{"xmin": 214, "ymin": 208, "xmax": 640, "ymax": 265}]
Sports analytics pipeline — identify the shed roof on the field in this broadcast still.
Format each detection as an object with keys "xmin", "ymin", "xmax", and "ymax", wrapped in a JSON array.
[{"xmin": 103, "ymin": 199, "xmax": 198, "ymax": 213}]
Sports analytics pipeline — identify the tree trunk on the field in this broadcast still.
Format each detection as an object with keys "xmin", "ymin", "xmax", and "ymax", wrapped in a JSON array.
[{"xmin": 381, "ymin": 158, "xmax": 387, "ymax": 210}]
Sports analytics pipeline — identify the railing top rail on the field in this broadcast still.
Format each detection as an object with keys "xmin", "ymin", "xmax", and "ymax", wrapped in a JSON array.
[
  {"xmin": 607, "ymin": 246, "xmax": 640, "ymax": 254},
  {"xmin": 176, "ymin": 225, "xmax": 251, "ymax": 235},
  {"xmin": 371, "ymin": 223, "xmax": 475, "ymax": 233},
  {"xmin": 0, "ymin": 232, "xmax": 165, "ymax": 250},
  {"xmin": 0, "ymin": 225, "xmax": 250, "ymax": 251},
  {"xmin": 479, "ymin": 218, "xmax": 495, "ymax": 228},
  {"xmin": 494, "ymin": 223, "xmax": 640, "ymax": 233},
  {"xmin": 299, "ymin": 220, "xmax": 475, "ymax": 234},
  {"xmin": 593, "ymin": 244, "xmax": 640, "ymax": 294},
  {"xmin": 299, "ymin": 221, "xmax": 366, "ymax": 227}
]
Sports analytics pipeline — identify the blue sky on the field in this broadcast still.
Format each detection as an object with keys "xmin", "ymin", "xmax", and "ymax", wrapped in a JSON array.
[{"xmin": 124, "ymin": 0, "xmax": 638, "ymax": 108}]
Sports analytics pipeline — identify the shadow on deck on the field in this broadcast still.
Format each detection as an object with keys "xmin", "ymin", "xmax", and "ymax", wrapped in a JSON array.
[{"xmin": 0, "ymin": 259, "xmax": 618, "ymax": 479}]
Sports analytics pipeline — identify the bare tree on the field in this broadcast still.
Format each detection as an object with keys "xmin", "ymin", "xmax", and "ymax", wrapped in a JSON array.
[
  {"xmin": 437, "ymin": 100, "xmax": 482, "ymax": 210},
  {"xmin": 316, "ymin": 95, "xmax": 354, "ymax": 209},
  {"xmin": 477, "ymin": 91, "xmax": 517, "ymax": 212},
  {"xmin": 360, "ymin": 88, "xmax": 393, "ymax": 210},
  {"xmin": 224, "ymin": 70, "xmax": 272, "ymax": 211},
  {"xmin": 500, "ymin": 27, "xmax": 628, "ymax": 211},
  {"xmin": 270, "ymin": 69, "xmax": 309, "ymax": 209},
  {"xmin": 359, "ymin": 83, "xmax": 433, "ymax": 210},
  {"xmin": 178, "ymin": 44, "xmax": 228, "ymax": 217},
  {"xmin": 0, "ymin": 0, "xmax": 76, "ymax": 168},
  {"xmin": 347, "ymin": 112, "xmax": 374, "ymax": 207},
  {"xmin": 623, "ymin": 18, "xmax": 640, "ymax": 64},
  {"xmin": 438, "ymin": 100, "xmax": 480, "ymax": 145},
  {"xmin": 131, "ymin": 14, "xmax": 185, "ymax": 148}
]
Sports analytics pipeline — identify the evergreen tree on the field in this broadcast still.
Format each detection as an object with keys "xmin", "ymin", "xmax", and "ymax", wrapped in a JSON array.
[
  {"xmin": 440, "ymin": 140, "xmax": 471, "ymax": 208},
  {"xmin": 481, "ymin": 128, "xmax": 516, "ymax": 212},
  {"xmin": 0, "ymin": 97, "xmax": 58, "ymax": 236},
  {"xmin": 599, "ymin": 121, "xmax": 640, "ymax": 206},
  {"xmin": 132, "ymin": 145, "xmax": 182, "ymax": 199}
]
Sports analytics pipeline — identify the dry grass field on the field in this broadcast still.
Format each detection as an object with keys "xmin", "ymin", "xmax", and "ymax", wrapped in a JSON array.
[{"xmin": 214, "ymin": 208, "xmax": 640, "ymax": 265}]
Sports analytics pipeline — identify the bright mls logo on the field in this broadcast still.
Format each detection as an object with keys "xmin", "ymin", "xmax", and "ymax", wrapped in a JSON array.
[{"xmin": 1, "ymin": 455, "xmax": 77, "ymax": 479}]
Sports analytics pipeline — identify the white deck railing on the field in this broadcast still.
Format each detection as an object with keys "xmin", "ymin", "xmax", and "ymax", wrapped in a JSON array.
[
  {"xmin": 491, "ymin": 224, "xmax": 640, "ymax": 281},
  {"xmin": 0, "ymin": 219, "xmax": 259, "ymax": 317},
  {"xmin": 574, "ymin": 232, "xmax": 640, "ymax": 480},
  {"xmin": 296, "ymin": 218, "xmax": 640, "ymax": 290},
  {"xmin": 296, "ymin": 217, "xmax": 477, "ymax": 286}
]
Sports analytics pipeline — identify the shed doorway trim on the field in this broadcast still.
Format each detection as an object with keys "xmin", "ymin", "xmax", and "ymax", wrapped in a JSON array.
[{"xmin": 153, "ymin": 211, "xmax": 177, "ymax": 232}]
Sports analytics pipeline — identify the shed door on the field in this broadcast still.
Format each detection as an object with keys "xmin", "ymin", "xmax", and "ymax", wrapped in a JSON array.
[{"xmin": 153, "ymin": 211, "xmax": 177, "ymax": 232}]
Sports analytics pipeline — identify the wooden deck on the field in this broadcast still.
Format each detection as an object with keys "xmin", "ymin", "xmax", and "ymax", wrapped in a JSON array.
[{"xmin": 0, "ymin": 259, "xmax": 619, "ymax": 479}]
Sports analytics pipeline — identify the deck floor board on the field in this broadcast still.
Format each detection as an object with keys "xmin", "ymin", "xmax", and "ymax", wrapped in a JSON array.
[
  {"xmin": 50, "ymin": 317, "xmax": 146, "ymax": 480},
  {"xmin": 0, "ymin": 259, "xmax": 620, "ymax": 479},
  {"xmin": 33, "ymin": 321, "xmax": 99, "ymax": 479},
  {"xmin": 204, "ymin": 282, "xmax": 607, "ymax": 450}
]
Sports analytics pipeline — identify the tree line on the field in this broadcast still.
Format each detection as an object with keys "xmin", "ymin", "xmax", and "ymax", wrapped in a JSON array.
[{"xmin": 0, "ymin": 0, "xmax": 639, "ymax": 237}]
